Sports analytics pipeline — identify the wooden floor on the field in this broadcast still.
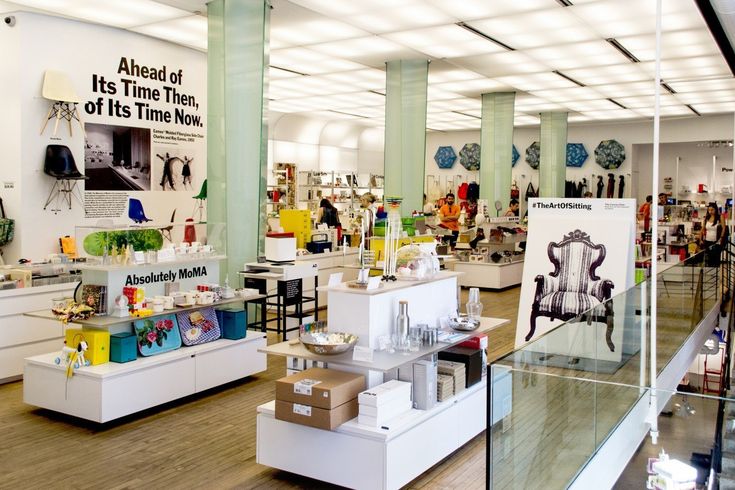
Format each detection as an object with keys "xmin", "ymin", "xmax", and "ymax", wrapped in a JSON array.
[{"xmin": 0, "ymin": 287, "xmax": 521, "ymax": 489}]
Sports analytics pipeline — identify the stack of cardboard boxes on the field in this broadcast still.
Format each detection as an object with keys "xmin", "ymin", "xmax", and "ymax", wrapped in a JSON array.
[{"xmin": 275, "ymin": 367, "xmax": 365, "ymax": 430}]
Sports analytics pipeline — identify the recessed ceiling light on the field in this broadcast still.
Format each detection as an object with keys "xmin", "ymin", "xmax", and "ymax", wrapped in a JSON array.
[{"xmin": 605, "ymin": 38, "xmax": 640, "ymax": 63}]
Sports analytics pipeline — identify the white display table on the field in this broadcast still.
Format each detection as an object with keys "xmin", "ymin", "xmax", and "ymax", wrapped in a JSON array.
[
  {"xmin": 24, "ymin": 334, "xmax": 266, "ymax": 423},
  {"xmin": 0, "ymin": 282, "xmax": 79, "ymax": 382},
  {"xmin": 451, "ymin": 260, "xmax": 524, "ymax": 289}
]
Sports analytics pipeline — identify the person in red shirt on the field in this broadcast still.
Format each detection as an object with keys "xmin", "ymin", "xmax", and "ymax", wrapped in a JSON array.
[
  {"xmin": 638, "ymin": 195, "xmax": 652, "ymax": 233},
  {"xmin": 439, "ymin": 192, "xmax": 461, "ymax": 246}
]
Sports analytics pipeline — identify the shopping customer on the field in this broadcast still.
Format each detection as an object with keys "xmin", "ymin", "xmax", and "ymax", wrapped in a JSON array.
[
  {"xmin": 698, "ymin": 202, "xmax": 726, "ymax": 266},
  {"xmin": 317, "ymin": 198, "xmax": 341, "ymax": 228},
  {"xmin": 439, "ymin": 192, "xmax": 461, "ymax": 246},
  {"xmin": 639, "ymin": 195, "xmax": 652, "ymax": 232},
  {"xmin": 504, "ymin": 199, "xmax": 520, "ymax": 217}
]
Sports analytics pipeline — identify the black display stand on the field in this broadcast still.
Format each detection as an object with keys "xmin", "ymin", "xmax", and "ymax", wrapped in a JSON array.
[{"xmin": 243, "ymin": 276, "xmax": 319, "ymax": 341}]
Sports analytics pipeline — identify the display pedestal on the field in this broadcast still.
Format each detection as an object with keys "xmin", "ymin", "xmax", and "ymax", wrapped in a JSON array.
[{"xmin": 451, "ymin": 260, "xmax": 524, "ymax": 289}]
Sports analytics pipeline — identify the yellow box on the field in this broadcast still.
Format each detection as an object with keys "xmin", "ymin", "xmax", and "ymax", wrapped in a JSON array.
[
  {"xmin": 134, "ymin": 288, "xmax": 145, "ymax": 304},
  {"xmin": 279, "ymin": 209, "xmax": 312, "ymax": 248},
  {"xmin": 65, "ymin": 328, "xmax": 110, "ymax": 365}
]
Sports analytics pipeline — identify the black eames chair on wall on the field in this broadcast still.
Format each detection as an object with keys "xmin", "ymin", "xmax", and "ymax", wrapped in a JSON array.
[{"xmin": 43, "ymin": 145, "xmax": 88, "ymax": 212}]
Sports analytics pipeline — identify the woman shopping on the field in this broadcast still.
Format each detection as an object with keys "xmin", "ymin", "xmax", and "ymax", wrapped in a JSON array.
[
  {"xmin": 698, "ymin": 202, "xmax": 726, "ymax": 266},
  {"xmin": 317, "ymin": 198, "xmax": 341, "ymax": 228}
]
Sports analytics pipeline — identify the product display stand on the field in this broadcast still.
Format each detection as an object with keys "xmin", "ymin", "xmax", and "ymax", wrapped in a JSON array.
[
  {"xmin": 451, "ymin": 218, "xmax": 525, "ymax": 289},
  {"xmin": 240, "ymin": 262, "xmax": 319, "ymax": 341},
  {"xmin": 256, "ymin": 271, "xmax": 512, "ymax": 489}
]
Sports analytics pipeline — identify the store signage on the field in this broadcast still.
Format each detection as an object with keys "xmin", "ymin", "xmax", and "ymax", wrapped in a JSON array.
[{"xmin": 124, "ymin": 266, "xmax": 208, "ymax": 286}]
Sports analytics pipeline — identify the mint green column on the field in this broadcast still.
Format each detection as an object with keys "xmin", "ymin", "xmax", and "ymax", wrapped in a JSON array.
[
  {"xmin": 479, "ymin": 92, "xmax": 515, "ymax": 207},
  {"xmin": 384, "ymin": 60, "xmax": 428, "ymax": 214},
  {"xmin": 539, "ymin": 112, "xmax": 567, "ymax": 198},
  {"xmin": 207, "ymin": 0, "xmax": 270, "ymax": 282}
]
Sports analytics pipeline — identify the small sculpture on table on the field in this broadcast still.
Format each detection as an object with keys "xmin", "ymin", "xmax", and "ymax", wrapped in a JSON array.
[{"xmin": 382, "ymin": 197, "xmax": 403, "ymax": 282}]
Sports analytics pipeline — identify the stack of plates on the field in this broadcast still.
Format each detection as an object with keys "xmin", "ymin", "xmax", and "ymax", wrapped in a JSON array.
[
  {"xmin": 438, "ymin": 360, "xmax": 466, "ymax": 395},
  {"xmin": 437, "ymin": 374, "xmax": 454, "ymax": 402}
]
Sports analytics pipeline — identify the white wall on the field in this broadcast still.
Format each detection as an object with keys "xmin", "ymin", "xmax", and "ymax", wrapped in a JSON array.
[
  {"xmin": 2, "ymin": 12, "xmax": 207, "ymax": 263},
  {"xmin": 0, "ymin": 16, "xmax": 22, "ymax": 262}
]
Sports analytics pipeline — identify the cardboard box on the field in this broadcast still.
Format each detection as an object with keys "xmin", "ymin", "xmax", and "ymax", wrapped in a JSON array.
[
  {"xmin": 275, "ymin": 399, "xmax": 358, "ymax": 430},
  {"xmin": 275, "ymin": 367, "xmax": 365, "ymax": 410},
  {"xmin": 358, "ymin": 398, "xmax": 413, "ymax": 427}
]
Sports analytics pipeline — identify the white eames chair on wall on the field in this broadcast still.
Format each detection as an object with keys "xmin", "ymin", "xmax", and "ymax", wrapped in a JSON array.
[{"xmin": 40, "ymin": 70, "xmax": 86, "ymax": 138}]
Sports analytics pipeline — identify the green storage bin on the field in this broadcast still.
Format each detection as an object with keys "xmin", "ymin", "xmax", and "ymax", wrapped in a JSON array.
[{"xmin": 110, "ymin": 332, "xmax": 137, "ymax": 363}]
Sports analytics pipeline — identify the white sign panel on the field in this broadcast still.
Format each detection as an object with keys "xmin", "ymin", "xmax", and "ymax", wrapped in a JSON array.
[{"xmin": 515, "ymin": 198, "xmax": 636, "ymax": 364}]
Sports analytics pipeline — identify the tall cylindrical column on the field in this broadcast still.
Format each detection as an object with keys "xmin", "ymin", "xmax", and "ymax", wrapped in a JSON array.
[
  {"xmin": 539, "ymin": 112, "xmax": 568, "ymax": 198},
  {"xmin": 479, "ymin": 92, "xmax": 516, "ymax": 207}
]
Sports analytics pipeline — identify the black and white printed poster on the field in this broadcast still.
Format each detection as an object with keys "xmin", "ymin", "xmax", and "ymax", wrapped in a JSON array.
[
  {"xmin": 516, "ymin": 198, "xmax": 636, "ymax": 366},
  {"xmin": 81, "ymin": 55, "xmax": 206, "ymax": 222}
]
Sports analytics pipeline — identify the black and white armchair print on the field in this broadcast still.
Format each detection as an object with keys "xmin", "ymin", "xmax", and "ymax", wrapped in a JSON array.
[{"xmin": 527, "ymin": 229, "xmax": 616, "ymax": 351}]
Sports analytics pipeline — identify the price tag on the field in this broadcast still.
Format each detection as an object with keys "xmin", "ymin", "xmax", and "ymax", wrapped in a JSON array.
[
  {"xmin": 293, "ymin": 379, "xmax": 321, "ymax": 395},
  {"xmin": 366, "ymin": 276, "xmax": 381, "ymax": 290},
  {"xmin": 328, "ymin": 272, "xmax": 343, "ymax": 286},
  {"xmin": 352, "ymin": 345, "xmax": 374, "ymax": 363}
]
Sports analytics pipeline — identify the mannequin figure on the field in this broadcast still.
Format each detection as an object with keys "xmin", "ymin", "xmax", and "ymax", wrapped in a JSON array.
[
  {"xmin": 596, "ymin": 175, "xmax": 604, "ymax": 198},
  {"xmin": 606, "ymin": 173, "xmax": 615, "ymax": 198},
  {"xmin": 618, "ymin": 175, "xmax": 625, "ymax": 198}
]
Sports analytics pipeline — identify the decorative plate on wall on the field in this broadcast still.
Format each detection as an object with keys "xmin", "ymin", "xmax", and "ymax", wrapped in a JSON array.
[
  {"xmin": 434, "ymin": 146, "xmax": 457, "ymax": 169},
  {"xmin": 459, "ymin": 143, "xmax": 481, "ymax": 171},
  {"xmin": 525, "ymin": 141, "xmax": 540, "ymax": 169},
  {"xmin": 566, "ymin": 143, "xmax": 588, "ymax": 168},
  {"xmin": 511, "ymin": 144, "xmax": 520, "ymax": 167},
  {"xmin": 594, "ymin": 139, "xmax": 625, "ymax": 169}
]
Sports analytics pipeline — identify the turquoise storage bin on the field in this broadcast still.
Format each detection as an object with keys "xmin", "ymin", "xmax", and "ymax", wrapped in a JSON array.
[
  {"xmin": 110, "ymin": 332, "xmax": 137, "ymax": 363},
  {"xmin": 218, "ymin": 306, "xmax": 247, "ymax": 340}
]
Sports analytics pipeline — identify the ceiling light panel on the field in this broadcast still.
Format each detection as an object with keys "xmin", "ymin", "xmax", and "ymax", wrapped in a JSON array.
[
  {"xmin": 385, "ymin": 25, "xmax": 506, "ymax": 58},
  {"xmin": 667, "ymin": 78, "xmax": 735, "ymax": 93},
  {"xmin": 528, "ymin": 87, "xmax": 605, "ymax": 103},
  {"xmin": 515, "ymin": 114, "xmax": 541, "ymax": 126},
  {"xmin": 307, "ymin": 36, "xmax": 418, "ymax": 66},
  {"xmin": 453, "ymin": 51, "xmax": 548, "ymax": 78},
  {"xmin": 131, "ymin": 14, "xmax": 206, "ymax": 50},
  {"xmin": 640, "ymin": 55, "xmax": 732, "ymax": 81},
  {"xmin": 427, "ymin": 86, "xmax": 463, "ymax": 101},
  {"xmin": 562, "ymin": 99, "xmax": 626, "ymax": 112},
  {"xmin": 323, "ymin": 69, "xmax": 386, "ymax": 88},
  {"xmin": 287, "ymin": 0, "xmax": 417, "ymax": 17},
  {"xmin": 427, "ymin": 67, "xmax": 486, "ymax": 84},
  {"xmin": 675, "ymin": 90, "xmax": 735, "ymax": 105},
  {"xmin": 522, "ymin": 40, "xmax": 630, "ymax": 70},
  {"xmin": 612, "ymin": 93, "xmax": 680, "ymax": 109},
  {"xmin": 427, "ymin": 98, "xmax": 482, "ymax": 113},
  {"xmin": 561, "ymin": 64, "xmax": 651, "ymax": 86},
  {"xmin": 427, "ymin": 0, "xmax": 560, "ymax": 21},
  {"xmin": 270, "ymin": 18, "xmax": 369, "ymax": 50},
  {"xmin": 269, "ymin": 66, "xmax": 304, "ymax": 80},
  {"xmin": 270, "ymin": 47, "xmax": 367, "ymax": 74},
  {"xmin": 691, "ymin": 102, "xmax": 735, "ymax": 114},
  {"xmin": 9, "ymin": 0, "xmax": 190, "ymax": 28},
  {"xmin": 467, "ymin": 8, "xmax": 591, "ymax": 49},
  {"xmin": 593, "ymin": 81, "xmax": 656, "ymax": 98},
  {"xmin": 634, "ymin": 105, "xmax": 695, "ymax": 117},
  {"xmin": 615, "ymin": 30, "xmax": 720, "ymax": 62},
  {"xmin": 432, "ymin": 78, "xmax": 509, "ymax": 96},
  {"xmin": 581, "ymin": 109, "xmax": 641, "ymax": 121},
  {"xmin": 344, "ymin": 3, "xmax": 454, "ymax": 34},
  {"xmin": 495, "ymin": 72, "xmax": 578, "ymax": 92}
]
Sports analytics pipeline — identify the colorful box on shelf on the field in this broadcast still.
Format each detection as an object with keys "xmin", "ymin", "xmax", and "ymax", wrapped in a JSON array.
[
  {"xmin": 65, "ymin": 328, "xmax": 110, "ymax": 365},
  {"xmin": 110, "ymin": 332, "xmax": 137, "ymax": 363},
  {"xmin": 215, "ymin": 306, "xmax": 247, "ymax": 340}
]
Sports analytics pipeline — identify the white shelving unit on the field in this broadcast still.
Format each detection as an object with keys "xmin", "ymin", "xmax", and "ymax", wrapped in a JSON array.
[
  {"xmin": 24, "ymin": 334, "xmax": 266, "ymax": 423},
  {"xmin": 255, "ymin": 272, "xmax": 512, "ymax": 489}
]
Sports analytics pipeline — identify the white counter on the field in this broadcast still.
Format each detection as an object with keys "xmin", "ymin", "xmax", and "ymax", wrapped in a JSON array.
[{"xmin": 0, "ymin": 281, "xmax": 78, "ymax": 382}]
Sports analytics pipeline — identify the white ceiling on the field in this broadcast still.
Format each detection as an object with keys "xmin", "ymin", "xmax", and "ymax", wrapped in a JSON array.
[{"xmin": 4, "ymin": 0, "xmax": 734, "ymax": 131}]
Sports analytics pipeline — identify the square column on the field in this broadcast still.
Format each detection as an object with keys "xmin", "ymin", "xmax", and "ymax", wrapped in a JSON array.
[
  {"xmin": 539, "ymin": 112, "xmax": 568, "ymax": 198},
  {"xmin": 479, "ymin": 92, "xmax": 516, "ymax": 207}
]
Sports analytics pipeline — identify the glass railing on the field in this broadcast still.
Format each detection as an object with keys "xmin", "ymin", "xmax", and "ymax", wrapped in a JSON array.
[{"xmin": 489, "ymin": 251, "xmax": 723, "ymax": 489}]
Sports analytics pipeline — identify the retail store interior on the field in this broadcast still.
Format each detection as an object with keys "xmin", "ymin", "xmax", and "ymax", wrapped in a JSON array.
[{"xmin": 2, "ymin": 0, "xmax": 735, "ymax": 488}]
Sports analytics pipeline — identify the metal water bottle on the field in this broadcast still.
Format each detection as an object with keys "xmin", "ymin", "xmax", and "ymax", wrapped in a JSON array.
[{"xmin": 393, "ymin": 300, "xmax": 410, "ymax": 352}]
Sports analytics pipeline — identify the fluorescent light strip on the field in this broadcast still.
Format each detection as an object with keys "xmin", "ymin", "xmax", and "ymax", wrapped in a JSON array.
[
  {"xmin": 606, "ymin": 38, "xmax": 640, "ymax": 63},
  {"xmin": 455, "ymin": 22, "xmax": 515, "ymax": 51},
  {"xmin": 686, "ymin": 104, "xmax": 701, "ymax": 116},
  {"xmin": 661, "ymin": 82, "xmax": 677, "ymax": 94},
  {"xmin": 607, "ymin": 98, "xmax": 628, "ymax": 109},
  {"xmin": 369, "ymin": 90, "xmax": 386, "ymax": 96},
  {"xmin": 555, "ymin": 0, "xmax": 573, "ymax": 6},
  {"xmin": 270, "ymin": 65, "xmax": 310, "ymax": 77},
  {"xmin": 328, "ymin": 110, "xmax": 368, "ymax": 119},
  {"xmin": 452, "ymin": 110, "xmax": 481, "ymax": 119},
  {"xmin": 552, "ymin": 70, "xmax": 586, "ymax": 87}
]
